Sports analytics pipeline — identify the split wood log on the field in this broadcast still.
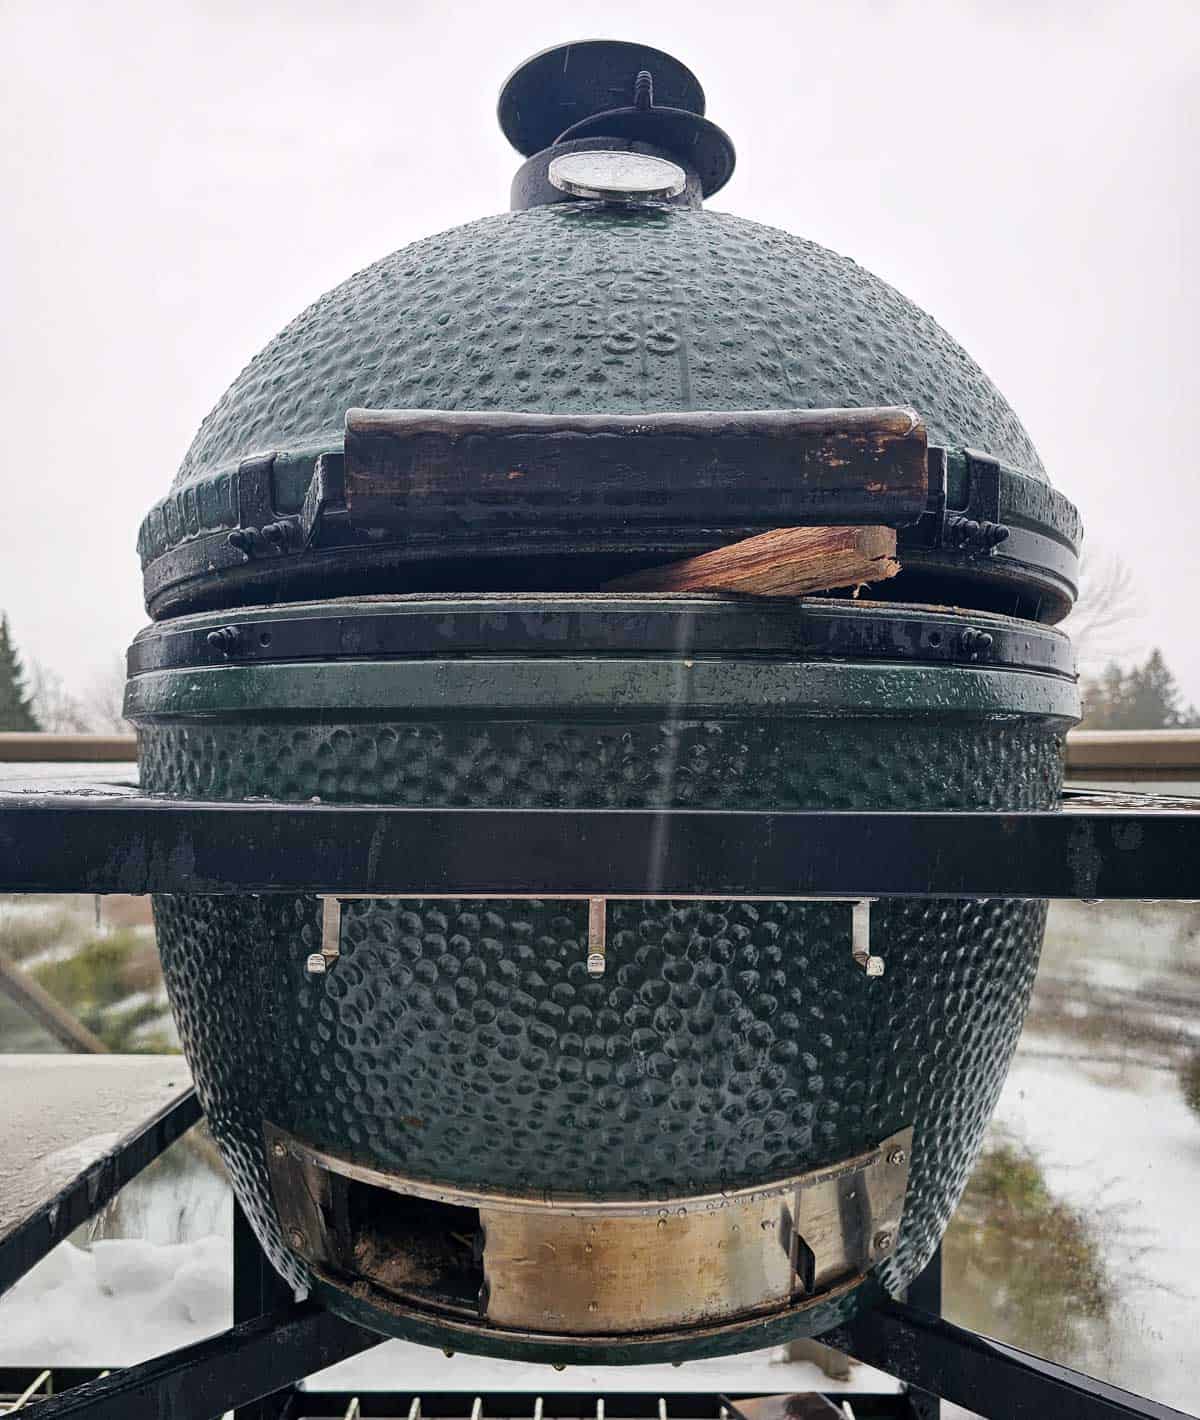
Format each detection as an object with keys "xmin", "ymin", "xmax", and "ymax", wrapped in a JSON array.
[{"xmin": 604, "ymin": 525, "xmax": 900, "ymax": 596}]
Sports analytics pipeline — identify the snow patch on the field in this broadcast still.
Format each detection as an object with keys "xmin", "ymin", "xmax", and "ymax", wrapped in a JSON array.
[
  {"xmin": 989, "ymin": 1053, "xmax": 1200, "ymax": 1409},
  {"xmin": 0, "ymin": 1237, "xmax": 231, "ymax": 1367}
]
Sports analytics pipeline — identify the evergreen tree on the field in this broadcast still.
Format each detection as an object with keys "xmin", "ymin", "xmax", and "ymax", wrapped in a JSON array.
[
  {"xmin": 1126, "ymin": 649, "xmax": 1193, "ymax": 728},
  {"xmin": 0, "ymin": 615, "xmax": 39, "ymax": 731},
  {"xmin": 1079, "ymin": 648, "xmax": 1199, "ymax": 730}
]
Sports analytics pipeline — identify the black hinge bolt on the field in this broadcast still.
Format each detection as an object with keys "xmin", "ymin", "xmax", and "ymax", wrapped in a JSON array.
[
  {"xmin": 944, "ymin": 516, "xmax": 1010, "ymax": 553},
  {"xmin": 229, "ymin": 520, "xmax": 298, "ymax": 557},
  {"xmin": 206, "ymin": 625, "xmax": 243, "ymax": 657},
  {"xmin": 260, "ymin": 519, "xmax": 299, "ymax": 551},
  {"xmin": 958, "ymin": 627, "xmax": 995, "ymax": 660}
]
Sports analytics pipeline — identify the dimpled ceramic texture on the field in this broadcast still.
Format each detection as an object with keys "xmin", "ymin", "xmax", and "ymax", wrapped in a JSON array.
[
  {"xmin": 170, "ymin": 204, "xmax": 1044, "ymax": 496},
  {"xmin": 143, "ymin": 685, "xmax": 1067, "ymax": 1360}
]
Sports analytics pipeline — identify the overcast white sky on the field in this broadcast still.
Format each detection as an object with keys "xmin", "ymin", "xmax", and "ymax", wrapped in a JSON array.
[{"xmin": 1, "ymin": 0, "xmax": 1196, "ymax": 699}]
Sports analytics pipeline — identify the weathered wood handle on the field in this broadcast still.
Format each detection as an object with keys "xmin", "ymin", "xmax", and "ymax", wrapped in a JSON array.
[{"xmin": 338, "ymin": 405, "xmax": 929, "ymax": 533}]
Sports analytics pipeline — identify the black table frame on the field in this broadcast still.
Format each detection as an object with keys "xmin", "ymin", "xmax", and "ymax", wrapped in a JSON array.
[{"xmin": 0, "ymin": 782, "xmax": 1195, "ymax": 1420}]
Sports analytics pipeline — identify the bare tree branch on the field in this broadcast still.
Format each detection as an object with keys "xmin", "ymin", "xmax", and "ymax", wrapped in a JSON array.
[
  {"xmin": 28, "ymin": 656, "xmax": 131, "ymax": 733},
  {"xmin": 82, "ymin": 656, "xmax": 132, "ymax": 733},
  {"xmin": 1060, "ymin": 547, "xmax": 1144, "ymax": 671},
  {"xmin": 28, "ymin": 660, "xmax": 93, "ymax": 733}
]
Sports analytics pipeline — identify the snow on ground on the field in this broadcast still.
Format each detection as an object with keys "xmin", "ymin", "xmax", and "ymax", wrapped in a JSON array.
[
  {"xmin": 988, "ymin": 1049, "xmax": 1200, "ymax": 1409},
  {"xmin": 0, "ymin": 1236, "xmax": 231, "ymax": 1366},
  {"xmin": 0, "ymin": 1128, "xmax": 234, "ymax": 1365}
]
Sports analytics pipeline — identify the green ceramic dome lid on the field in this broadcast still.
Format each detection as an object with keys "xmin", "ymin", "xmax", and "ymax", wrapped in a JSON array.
[{"xmin": 138, "ymin": 43, "xmax": 1081, "ymax": 623}]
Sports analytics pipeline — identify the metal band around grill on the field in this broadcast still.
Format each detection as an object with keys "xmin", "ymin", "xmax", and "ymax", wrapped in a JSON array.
[
  {"xmin": 264, "ymin": 1121, "xmax": 913, "ymax": 1337},
  {"xmin": 125, "ymin": 595, "xmax": 1077, "ymax": 679}
]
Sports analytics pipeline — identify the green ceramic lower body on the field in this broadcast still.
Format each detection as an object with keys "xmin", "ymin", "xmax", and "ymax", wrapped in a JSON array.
[{"xmin": 133, "ymin": 642, "xmax": 1075, "ymax": 1362}]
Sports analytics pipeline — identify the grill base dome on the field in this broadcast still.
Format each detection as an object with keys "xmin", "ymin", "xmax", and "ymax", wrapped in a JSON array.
[{"xmin": 131, "ymin": 595, "xmax": 1076, "ymax": 1362}]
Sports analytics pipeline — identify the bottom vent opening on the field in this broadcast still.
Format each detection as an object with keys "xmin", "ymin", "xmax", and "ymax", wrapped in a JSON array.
[{"xmin": 343, "ymin": 1178, "xmax": 486, "ymax": 1318}]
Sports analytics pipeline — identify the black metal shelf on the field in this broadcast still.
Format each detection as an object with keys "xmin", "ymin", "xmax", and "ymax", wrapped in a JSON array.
[{"xmin": 2, "ymin": 783, "xmax": 1199, "ymax": 898}]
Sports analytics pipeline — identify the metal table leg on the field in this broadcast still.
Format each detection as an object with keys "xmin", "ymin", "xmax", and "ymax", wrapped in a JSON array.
[{"xmin": 233, "ymin": 1200, "xmax": 299, "ymax": 1420}]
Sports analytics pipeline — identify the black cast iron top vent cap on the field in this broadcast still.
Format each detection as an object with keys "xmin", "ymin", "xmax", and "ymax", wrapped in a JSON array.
[
  {"xmin": 499, "ymin": 39, "xmax": 736, "ymax": 201},
  {"xmin": 498, "ymin": 41, "xmax": 707, "ymax": 155}
]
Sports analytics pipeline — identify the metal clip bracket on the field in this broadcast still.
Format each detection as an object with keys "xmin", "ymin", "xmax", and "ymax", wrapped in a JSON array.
[
  {"xmin": 305, "ymin": 897, "xmax": 343, "ymax": 976},
  {"xmin": 310, "ymin": 895, "xmax": 882, "ymax": 981}
]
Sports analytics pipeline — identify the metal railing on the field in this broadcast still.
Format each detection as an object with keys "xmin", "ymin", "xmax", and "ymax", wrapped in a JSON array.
[
  {"xmin": 1065, "ymin": 729, "xmax": 1200, "ymax": 781},
  {"xmin": 0, "ymin": 734, "xmax": 136, "ymax": 762}
]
